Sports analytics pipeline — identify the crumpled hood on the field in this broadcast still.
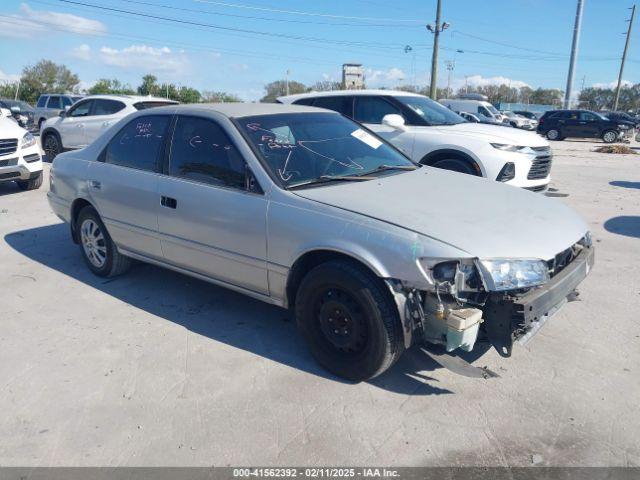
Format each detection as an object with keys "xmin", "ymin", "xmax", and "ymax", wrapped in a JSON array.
[
  {"xmin": 293, "ymin": 167, "xmax": 588, "ymax": 260},
  {"xmin": 0, "ymin": 117, "xmax": 28, "ymax": 137},
  {"xmin": 428, "ymin": 122, "xmax": 548, "ymax": 147}
]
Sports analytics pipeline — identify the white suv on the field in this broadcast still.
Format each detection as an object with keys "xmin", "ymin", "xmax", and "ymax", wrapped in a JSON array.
[
  {"xmin": 0, "ymin": 116, "xmax": 43, "ymax": 190},
  {"xmin": 279, "ymin": 90, "xmax": 552, "ymax": 192},
  {"xmin": 40, "ymin": 94, "xmax": 178, "ymax": 160}
]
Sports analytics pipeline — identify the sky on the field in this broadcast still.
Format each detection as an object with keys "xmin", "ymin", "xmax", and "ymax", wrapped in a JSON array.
[{"xmin": 0, "ymin": 0, "xmax": 637, "ymax": 101}]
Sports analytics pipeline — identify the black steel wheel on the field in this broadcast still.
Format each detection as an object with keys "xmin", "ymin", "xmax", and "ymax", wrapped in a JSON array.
[{"xmin": 43, "ymin": 132, "xmax": 61, "ymax": 161}]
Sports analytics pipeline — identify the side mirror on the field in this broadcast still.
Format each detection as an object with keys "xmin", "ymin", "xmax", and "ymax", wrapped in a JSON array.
[
  {"xmin": 58, "ymin": 110, "xmax": 66, "ymax": 117},
  {"xmin": 381, "ymin": 114, "xmax": 407, "ymax": 131},
  {"xmin": 10, "ymin": 106, "xmax": 20, "ymax": 114}
]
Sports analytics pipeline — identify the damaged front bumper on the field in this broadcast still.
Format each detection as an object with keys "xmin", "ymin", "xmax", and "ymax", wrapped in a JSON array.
[{"xmin": 483, "ymin": 245, "xmax": 594, "ymax": 356}]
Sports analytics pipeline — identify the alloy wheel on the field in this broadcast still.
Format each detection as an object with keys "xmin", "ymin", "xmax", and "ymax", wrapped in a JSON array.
[{"xmin": 80, "ymin": 219, "xmax": 107, "ymax": 268}]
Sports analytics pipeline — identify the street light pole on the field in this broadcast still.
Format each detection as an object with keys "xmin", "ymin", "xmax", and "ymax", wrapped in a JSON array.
[
  {"xmin": 614, "ymin": 4, "xmax": 636, "ymax": 111},
  {"xmin": 564, "ymin": 0, "xmax": 585, "ymax": 109}
]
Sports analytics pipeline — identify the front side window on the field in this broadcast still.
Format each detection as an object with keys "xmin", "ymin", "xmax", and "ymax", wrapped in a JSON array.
[
  {"xmin": 47, "ymin": 96, "xmax": 62, "ymax": 110},
  {"xmin": 105, "ymin": 115, "xmax": 170, "ymax": 171},
  {"xmin": 68, "ymin": 100, "xmax": 94, "ymax": 118},
  {"xmin": 238, "ymin": 112, "xmax": 415, "ymax": 188},
  {"xmin": 580, "ymin": 112, "xmax": 598, "ymax": 122},
  {"xmin": 396, "ymin": 96, "xmax": 464, "ymax": 125},
  {"xmin": 354, "ymin": 97, "xmax": 401, "ymax": 124},
  {"xmin": 37, "ymin": 96, "xmax": 48, "ymax": 108},
  {"xmin": 93, "ymin": 99, "xmax": 126, "ymax": 115},
  {"xmin": 170, "ymin": 116, "xmax": 245, "ymax": 189}
]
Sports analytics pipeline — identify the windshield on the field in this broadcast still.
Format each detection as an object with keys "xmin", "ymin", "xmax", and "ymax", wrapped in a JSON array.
[
  {"xmin": 396, "ymin": 96, "xmax": 465, "ymax": 125},
  {"xmin": 238, "ymin": 112, "xmax": 416, "ymax": 188},
  {"xmin": 486, "ymin": 104, "xmax": 500, "ymax": 115},
  {"xmin": 0, "ymin": 100, "xmax": 33, "ymax": 111}
]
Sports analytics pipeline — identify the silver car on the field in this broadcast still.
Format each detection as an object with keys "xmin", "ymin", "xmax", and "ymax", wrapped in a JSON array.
[
  {"xmin": 34, "ymin": 94, "xmax": 83, "ymax": 130},
  {"xmin": 47, "ymin": 103, "xmax": 594, "ymax": 381}
]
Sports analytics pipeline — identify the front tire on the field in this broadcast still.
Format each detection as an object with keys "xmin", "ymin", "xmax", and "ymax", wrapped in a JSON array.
[
  {"xmin": 16, "ymin": 172, "xmax": 43, "ymax": 191},
  {"xmin": 295, "ymin": 260, "xmax": 404, "ymax": 381},
  {"xmin": 43, "ymin": 132, "xmax": 61, "ymax": 161},
  {"xmin": 76, "ymin": 206, "xmax": 131, "ymax": 278},
  {"xmin": 602, "ymin": 130, "xmax": 618, "ymax": 143},
  {"xmin": 430, "ymin": 158, "xmax": 478, "ymax": 176}
]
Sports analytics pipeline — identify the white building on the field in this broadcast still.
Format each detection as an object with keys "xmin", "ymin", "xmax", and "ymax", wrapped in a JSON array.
[{"xmin": 342, "ymin": 63, "xmax": 364, "ymax": 90}]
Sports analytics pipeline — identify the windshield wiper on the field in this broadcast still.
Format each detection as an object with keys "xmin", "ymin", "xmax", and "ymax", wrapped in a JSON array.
[
  {"xmin": 288, "ymin": 174, "xmax": 375, "ymax": 189},
  {"xmin": 361, "ymin": 164, "xmax": 418, "ymax": 176}
]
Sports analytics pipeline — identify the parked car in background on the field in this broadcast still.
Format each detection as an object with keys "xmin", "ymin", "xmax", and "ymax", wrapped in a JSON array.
[
  {"xmin": 537, "ymin": 109, "xmax": 630, "ymax": 143},
  {"xmin": 279, "ymin": 90, "xmax": 552, "ymax": 192},
  {"xmin": 501, "ymin": 110, "xmax": 537, "ymax": 130},
  {"xmin": 0, "ymin": 116, "xmax": 43, "ymax": 190},
  {"xmin": 514, "ymin": 110, "xmax": 541, "ymax": 121},
  {"xmin": 47, "ymin": 103, "xmax": 594, "ymax": 381},
  {"xmin": 439, "ymin": 98, "xmax": 507, "ymax": 123},
  {"xmin": 600, "ymin": 111, "xmax": 640, "ymax": 128},
  {"xmin": 34, "ymin": 94, "xmax": 83, "ymax": 130},
  {"xmin": 456, "ymin": 110, "xmax": 504, "ymax": 126},
  {"xmin": 0, "ymin": 99, "xmax": 36, "ymax": 132},
  {"xmin": 41, "ymin": 94, "xmax": 178, "ymax": 160}
]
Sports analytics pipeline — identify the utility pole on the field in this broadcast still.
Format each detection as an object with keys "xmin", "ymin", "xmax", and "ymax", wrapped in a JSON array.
[
  {"xmin": 14, "ymin": 80, "xmax": 20, "ymax": 101},
  {"xmin": 427, "ymin": 0, "xmax": 449, "ymax": 100},
  {"xmin": 614, "ymin": 4, "xmax": 635, "ymax": 111},
  {"xmin": 564, "ymin": 0, "xmax": 585, "ymax": 109},
  {"xmin": 285, "ymin": 69, "xmax": 290, "ymax": 96}
]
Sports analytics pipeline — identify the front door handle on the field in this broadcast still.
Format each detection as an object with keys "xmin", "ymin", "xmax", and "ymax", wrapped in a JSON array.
[
  {"xmin": 161, "ymin": 196, "xmax": 177, "ymax": 209},
  {"xmin": 88, "ymin": 180, "xmax": 101, "ymax": 190}
]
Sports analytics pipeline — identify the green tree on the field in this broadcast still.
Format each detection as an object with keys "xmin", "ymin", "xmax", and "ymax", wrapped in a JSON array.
[
  {"xmin": 177, "ymin": 86, "xmax": 201, "ymax": 103},
  {"xmin": 19, "ymin": 60, "xmax": 80, "ymax": 103},
  {"xmin": 309, "ymin": 80, "xmax": 342, "ymax": 92},
  {"xmin": 202, "ymin": 91, "xmax": 242, "ymax": 103},
  {"xmin": 137, "ymin": 74, "xmax": 160, "ymax": 96},
  {"xmin": 88, "ymin": 78, "xmax": 135, "ymax": 95},
  {"xmin": 261, "ymin": 80, "xmax": 307, "ymax": 103}
]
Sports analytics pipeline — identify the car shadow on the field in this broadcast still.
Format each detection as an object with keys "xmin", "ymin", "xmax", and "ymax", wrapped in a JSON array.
[
  {"xmin": 610, "ymin": 180, "xmax": 640, "ymax": 190},
  {"xmin": 4, "ymin": 223, "xmax": 462, "ymax": 395},
  {"xmin": 0, "ymin": 181, "xmax": 21, "ymax": 197},
  {"xmin": 604, "ymin": 216, "xmax": 640, "ymax": 239}
]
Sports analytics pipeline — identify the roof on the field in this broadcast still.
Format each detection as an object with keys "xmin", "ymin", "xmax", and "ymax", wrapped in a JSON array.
[
  {"xmin": 147, "ymin": 102, "xmax": 332, "ymax": 118},
  {"xmin": 278, "ymin": 89, "xmax": 423, "ymax": 103},
  {"xmin": 81, "ymin": 94, "xmax": 178, "ymax": 103}
]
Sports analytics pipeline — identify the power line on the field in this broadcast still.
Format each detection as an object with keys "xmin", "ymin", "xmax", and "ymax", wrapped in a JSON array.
[
  {"xmin": 192, "ymin": 0, "xmax": 423, "ymax": 23},
  {"xmin": 53, "ymin": 0, "xmax": 410, "ymax": 50}
]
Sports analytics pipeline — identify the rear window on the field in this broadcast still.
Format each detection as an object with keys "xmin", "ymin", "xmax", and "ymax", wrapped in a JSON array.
[{"xmin": 133, "ymin": 101, "xmax": 177, "ymax": 110}]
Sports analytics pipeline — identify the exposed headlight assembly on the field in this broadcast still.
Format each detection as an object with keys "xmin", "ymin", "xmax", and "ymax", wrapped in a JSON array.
[
  {"xmin": 618, "ymin": 124, "xmax": 630, "ymax": 130},
  {"xmin": 476, "ymin": 258, "xmax": 549, "ymax": 291},
  {"xmin": 21, "ymin": 132, "xmax": 36, "ymax": 149}
]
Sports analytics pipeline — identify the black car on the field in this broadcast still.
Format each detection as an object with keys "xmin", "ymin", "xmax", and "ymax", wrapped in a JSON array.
[
  {"xmin": 601, "ymin": 111, "xmax": 640, "ymax": 128},
  {"xmin": 537, "ymin": 109, "xmax": 629, "ymax": 143}
]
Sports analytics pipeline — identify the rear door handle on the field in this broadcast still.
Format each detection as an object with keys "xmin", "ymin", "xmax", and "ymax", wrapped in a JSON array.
[
  {"xmin": 161, "ymin": 196, "xmax": 177, "ymax": 209},
  {"xmin": 88, "ymin": 180, "xmax": 101, "ymax": 190}
]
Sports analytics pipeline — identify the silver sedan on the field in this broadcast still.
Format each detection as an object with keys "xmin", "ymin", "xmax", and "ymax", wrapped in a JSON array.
[{"xmin": 47, "ymin": 103, "xmax": 593, "ymax": 381}]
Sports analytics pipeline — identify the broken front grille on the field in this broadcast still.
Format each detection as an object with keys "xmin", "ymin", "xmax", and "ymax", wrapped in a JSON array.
[
  {"xmin": 0, "ymin": 138, "xmax": 18, "ymax": 157},
  {"xmin": 528, "ymin": 155, "xmax": 552, "ymax": 180}
]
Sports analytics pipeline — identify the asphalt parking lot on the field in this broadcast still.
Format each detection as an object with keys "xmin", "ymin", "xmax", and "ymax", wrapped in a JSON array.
[{"xmin": 0, "ymin": 139, "xmax": 639, "ymax": 467}]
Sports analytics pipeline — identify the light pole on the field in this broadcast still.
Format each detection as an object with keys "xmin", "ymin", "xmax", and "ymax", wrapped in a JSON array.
[
  {"xmin": 427, "ymin": 0, "xmax": 450, "ymax": 100},
  {"xmin": 285, "ymin": 69, "xmax": 290, "ymax": 96},
  {"xmin": 614, "ymin": 4, "xmax": 635, "ymax": 111},
  {"xmin": 564, "ymin": 0, "xmax": 585, "ymax": 108}
]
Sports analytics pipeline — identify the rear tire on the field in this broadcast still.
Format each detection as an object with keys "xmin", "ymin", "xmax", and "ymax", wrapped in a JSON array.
[
  {"xmin": 295, "ymin": 260, "xmax": 404, "ymax": 381},
  {"xmin": 76, "ymin": 206, "xmax": 131, "ymax": 278},
  {"xmin": 16, "ymin": 172, "xmax": 43, "ymax": 191},
  {"xmin": 546, "ymin": 128, "xmax": 561, "ymax": 141},
  {"xmin": 430, "ymin": 158, "xmax": 478, "ymax": 176},
  {"xmin": 602, "ymin": 130, "xmax": 618, "ymax": 143}
]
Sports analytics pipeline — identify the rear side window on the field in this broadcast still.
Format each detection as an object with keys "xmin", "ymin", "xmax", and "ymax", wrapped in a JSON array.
[
  {"xmin": 292, "ymin": 98, "xmax": 315, "ymax": 106},
  {"xmin": 169, "ymin": 116, "xmax": 245, "ymax": 189},
  {"xmin": 311, "ymin": 96, "xmax": 353, "ymax": 117},
  {"xmin": 47, "ymin": 96, "xmax": 62, "ymax": 109},
  {"xmin": 37, "ymin": 96, "xmax": 48, "ymax": 108},
  {"xmin": 133, "ymin": 101, "xmax": 177, "ymax": 110},
  {"xmin": 354, "ymin": 96, "xmax": 401, "ymax": 124},
  {"xmin": 93, "ymin": 99, "xmax": 126, "ymax": 115},
  {"xmin": 105, "ymin": 115, "xmax": 170, "ymax": 172},
  {"xmin": 62, "ymin": 97, "xmax": 74, "ymax": 107}
]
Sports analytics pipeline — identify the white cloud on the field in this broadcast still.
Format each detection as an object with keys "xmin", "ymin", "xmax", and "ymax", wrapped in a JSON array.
[
  {"xmin": 98, "ymin": 44, "xmax": 188, "ymax": 72},
  {"xmin": 592, "ymin": 80, "xmax": 633, "ymax": 89},
  {"xmin": 0, "ymin": 70, "xmax": 21, "ymax": 83},
  {"xmin": 72, "ymin": 44, "xmax": 92, "ymax": 61},
  {"xmin": 453, "ymin": 75, "xmax": 530, "ymax": 91},
  {"xmin": 0, "ymin": 3, "xmax": 107, "ymax": 38},
  {"xmin": 366, "ymin": 67, "xmax": 406, "ymax": 87}
]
